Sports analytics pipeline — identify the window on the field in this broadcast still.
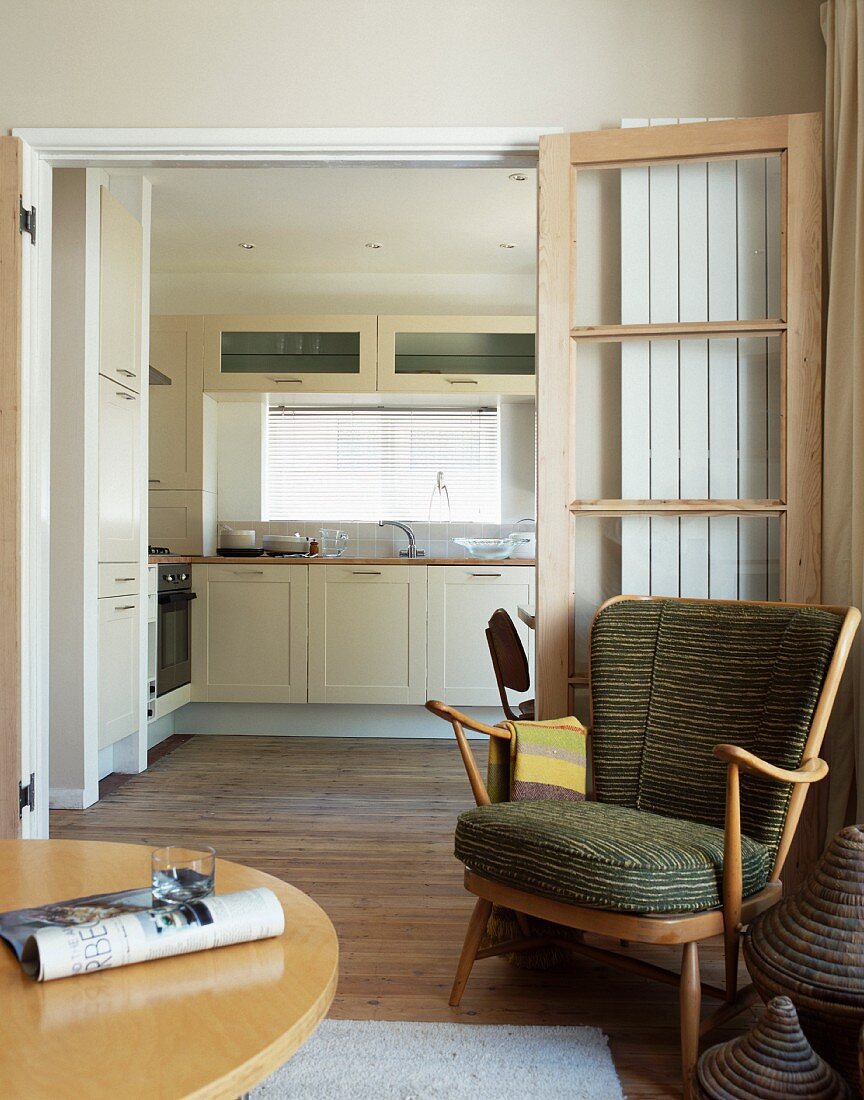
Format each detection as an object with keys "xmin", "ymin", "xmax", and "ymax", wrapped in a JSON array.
[{"xmin": 266, "ymin": 407, "xmax": 500, "ymax": 522}]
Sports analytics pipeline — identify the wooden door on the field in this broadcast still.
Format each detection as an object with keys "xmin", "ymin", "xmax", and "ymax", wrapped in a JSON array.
[
  {"xmin": 426, "ymin": 565, "xmax": 534, "ymax": 706},
  {"xmin": 536, "ymin": 114, "xmax": 822, "ymax": 879},
  {"xmin": 308, "ymin": 565, "xmax": 427, "ymax": 704}
]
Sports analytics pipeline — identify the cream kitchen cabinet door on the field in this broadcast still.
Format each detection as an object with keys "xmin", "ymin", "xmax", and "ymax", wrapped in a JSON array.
[
  {"xmin": 203, "ymin": 314, "xmax": 378, "ymax": 393},
  {"xmin": 376, "ymin": 315, "xmax": 536, "ymax": 395},
  {"xmin": 308, "ymin": 565, "xmax": 427, "ymax": 704},
  {"xmin": 98, "ymin": 374, "xmax": 141, "ymax": 562},
  {"xmin": 426, "ymin": 564, "xmax": 535, "ymax": 706},
  {"xmin": 98, "ymin": 595, "xmax": 140, "ymax": 749},
  {"xmin": 191, "ymin": 564, "xmax": 308, "ymax": 703},
  {"xmin": 100, "ymin": 186, "xmax": 143, "ymax": 393},
  {"xmin": 149, "ymin": 315, "xmax": 207, "ymax": 491}
]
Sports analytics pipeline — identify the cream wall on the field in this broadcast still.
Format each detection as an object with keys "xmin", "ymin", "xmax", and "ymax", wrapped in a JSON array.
[
  {"xmin": 0, "ymin": 1, "xmax": 823, "ymax": 136},
  {"xmin": 150, "ymin": 273, "xmax": 537, "ymax": 317}
]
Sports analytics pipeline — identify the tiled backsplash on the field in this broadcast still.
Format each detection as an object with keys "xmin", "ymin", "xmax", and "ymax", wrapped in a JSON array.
[{"xmin": 218, "ymin": 520, "xmax": 535, "ymax": 559}]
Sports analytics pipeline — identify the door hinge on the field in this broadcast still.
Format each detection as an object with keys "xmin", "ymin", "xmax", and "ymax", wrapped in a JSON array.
[
  {"xmin": 18, "ymin": 773, "xmax": 35, "ymax": 818},
  {"xmin": 19, "ymin": 198, "xmax": 35, "ymax": 244}
]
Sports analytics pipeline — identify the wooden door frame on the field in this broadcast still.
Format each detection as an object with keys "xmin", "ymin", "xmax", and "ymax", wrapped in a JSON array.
[
  {"xmin": 2, "ymin": 125, "xmax": 556, "ymax": 837},
  {"xmin": 536, "ymin": 113, "xmax": 823, "ymax": 722}
]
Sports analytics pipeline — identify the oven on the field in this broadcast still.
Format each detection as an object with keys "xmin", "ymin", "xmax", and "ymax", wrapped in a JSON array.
[{"xmin": 157, "ymin": 566, "xmax": 196, "ymax": 696}]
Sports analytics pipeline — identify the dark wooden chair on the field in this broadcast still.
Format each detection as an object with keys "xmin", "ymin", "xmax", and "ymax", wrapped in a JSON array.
[{"xmin": 485, "ymin": 608, "xmax": 535, "ymax": 722}]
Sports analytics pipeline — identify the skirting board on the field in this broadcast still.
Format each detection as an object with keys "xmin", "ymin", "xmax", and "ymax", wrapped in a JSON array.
[
  {"xmin": 49, "ymin": 787, "xmax": 99, "ymax": 810},
  {"xmin": 172, "ymin": 702, "xmax": 502, "ymax": 739}
]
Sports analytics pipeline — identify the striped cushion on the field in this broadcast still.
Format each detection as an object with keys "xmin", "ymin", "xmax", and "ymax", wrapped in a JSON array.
[
  {"xmin": 591, "ymin": 600, "xmax": 842, "ymax": 851},
  {"xmin": 455, "ymin": 800, "xmax": 773, "ymax": 913}
]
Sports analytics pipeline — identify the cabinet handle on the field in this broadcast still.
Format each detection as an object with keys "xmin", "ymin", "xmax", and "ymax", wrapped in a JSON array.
[
  {"xmin": 233, "ymin": 570, "xmax": 264, "ymax": 575},
  {"xmin": 270, "ymin": 378, "xmax": 303, "ymax": 384},
  {"xmin": 116, "ymin": 391, "xmax": 136, "ymax": 400},
  {"xmin": 149, "ymin": 479, "xmax": 161, "ymax": 484},
  {"xmin": 447, "ymin": 378, "xmax": 479, "ymax": 385},
  {"xmin": 470, "ymin": 572, "xmax": 502, "ymax": 577},
  {"xmin": 115, "ymin": 604, "xmax": 135, "ymax": 611},
  {"xmin": 115, "ymin": 577, "xmax": 136, "ymax": 582},
  {"xmin": 118, "ymin": 369, "xmax": 137, "ymax": 378},
  {"xmin": 352, "ymin": 571, "xmax": 382, "ymax": 575}
]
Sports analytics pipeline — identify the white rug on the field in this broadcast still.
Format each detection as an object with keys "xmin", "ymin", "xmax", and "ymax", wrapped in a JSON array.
[{"xmin": 251, "ymin": 1019, "xmax": 624, "ymax": 1100}]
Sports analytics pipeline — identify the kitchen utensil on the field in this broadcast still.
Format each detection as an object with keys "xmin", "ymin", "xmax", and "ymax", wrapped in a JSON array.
[
  {"xmin": 320, "ymin": 529, "xmax": 349, "ymax": 558},
  {"xmin": 453, "ymin": 536, "xmax": 529, "ymax": 560},
  {"xmin": 263, "ymin": 533, "xmax": 312, "ymax": 555},
  {"xmin": 218, "ymin": 527, "xmax": 258, "ymax": 550}
]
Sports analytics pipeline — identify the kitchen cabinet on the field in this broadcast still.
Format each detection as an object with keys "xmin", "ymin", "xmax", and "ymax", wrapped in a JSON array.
[
  {"xmin": 149, "ymin": 315, "xmax": 209, "ymax": 491},
  {"xmin": 98, "ymin": 373, "xmax": 141, "ymax": 562},
  {"xmin": 426, "ymin": 564, "xmax": 534, "ymax": 706},
  {"xmin": 203, "ymin": 314, "xmax": 378, "ymax": 393},
  {"xmin": 191, "ymin": 564, "xmax": 308, "ymax": 703},
  {"xmin": 377, "ymin": 315, "xmax": 535, "ymax": 395},
  {"xmin": 98, "ymin": 595, "xmax": 140, "ymax": 748},
  {"xmin": 99, "ymin": 186, "xmax": 143, "ymax": 393},
  {"xmin": 308, "ymin": 565, "xmax": 427, "ymax": 704}
]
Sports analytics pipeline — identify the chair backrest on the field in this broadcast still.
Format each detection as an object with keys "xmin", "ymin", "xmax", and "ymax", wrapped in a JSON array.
[
  {"xmin": 486, "ymin": 609, "xmax": 530, "ymax": 721},
  {"xmin": 589, "ymin": 597, "xmax": 846, "ymax": 853}
]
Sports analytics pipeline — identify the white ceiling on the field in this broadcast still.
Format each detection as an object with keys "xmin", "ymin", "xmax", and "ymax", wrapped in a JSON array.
[{"xmin": 147, "ymin": 166, "xmax": 536, "ymax": 277}]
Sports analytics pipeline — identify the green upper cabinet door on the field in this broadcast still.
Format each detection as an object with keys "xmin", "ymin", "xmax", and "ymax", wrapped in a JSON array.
[
  {"xmin": 203, "ymin": 314, "xmax": 378, "ymax": 393},
  {"xmin": 377, "ymin": 315, "xmax": 536, "ymax": 395}
]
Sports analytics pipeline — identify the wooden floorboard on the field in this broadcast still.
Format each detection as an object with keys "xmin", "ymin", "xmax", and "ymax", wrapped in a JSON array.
[{"xmin": 51, "ymin": 736, "xmax": 758, "ymax": 1099}]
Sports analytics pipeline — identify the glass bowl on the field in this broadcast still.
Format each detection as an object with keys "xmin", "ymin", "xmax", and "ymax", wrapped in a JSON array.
[{"xmin": 453, "ymin": 537, "xmax": 529, "ymax": 560}]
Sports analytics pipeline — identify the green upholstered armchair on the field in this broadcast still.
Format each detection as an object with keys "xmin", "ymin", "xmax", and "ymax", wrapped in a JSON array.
[{"xmin": 427, "ymin": 595, "xmax": 860, "ymax": 1100}]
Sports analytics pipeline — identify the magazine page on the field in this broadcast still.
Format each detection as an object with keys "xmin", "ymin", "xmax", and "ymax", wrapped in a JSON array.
[
  {"xmin": 0, "ymin": 887, "xmax": 155, "ymax": 961},
  {"xmin": 19, "ymin": 887, "xmax": 285, "ymax": 982}
]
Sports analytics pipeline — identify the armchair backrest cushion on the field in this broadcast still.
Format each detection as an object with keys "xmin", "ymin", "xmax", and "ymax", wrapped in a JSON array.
[{"xmin": 590, "ymin": 598, "xmax": 842, "ymax": 850}]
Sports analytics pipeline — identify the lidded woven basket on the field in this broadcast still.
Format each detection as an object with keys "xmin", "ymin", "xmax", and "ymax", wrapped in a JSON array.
[
  {"xmin": 695, "ymin": 996, "xmax": 851, "ymax": 1099},
  {"xmin": 743, "ymin": 824, "xmax": 864, "ymax": 1093}
]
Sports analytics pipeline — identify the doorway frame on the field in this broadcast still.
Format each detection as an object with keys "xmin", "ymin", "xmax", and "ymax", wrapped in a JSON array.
[{"xmin": 8, "ymin": 125, "xmax": 554, "ymax": 837}]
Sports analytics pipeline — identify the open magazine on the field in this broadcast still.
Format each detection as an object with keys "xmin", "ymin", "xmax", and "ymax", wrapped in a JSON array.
[{"xmin": 0, "ymin": 886, "xmax": 285, "ymax": 981}]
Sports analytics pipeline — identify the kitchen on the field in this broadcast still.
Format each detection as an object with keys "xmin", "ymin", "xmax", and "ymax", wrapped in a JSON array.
[{"xmin": 50, "ymin": 161, "xmax": 538, "ymax": 805}]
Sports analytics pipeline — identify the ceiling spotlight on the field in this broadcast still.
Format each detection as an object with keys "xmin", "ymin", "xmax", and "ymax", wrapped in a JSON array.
[
  {"xmin": 509, "ymin": 173, "xmax": 527, "ymax": 182},
  {"xmin": 365, "ymin": 242, "xmax": 382, "ymax": 249},
  {"xmin": 499, "ymin": 242, "xmax": 517, "ymax": 249},
  {"xmin": 238, "ymin": 242, "xmax": 255, "ymax": 249}
]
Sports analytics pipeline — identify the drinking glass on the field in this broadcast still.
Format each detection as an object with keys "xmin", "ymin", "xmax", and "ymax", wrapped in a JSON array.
[{"xmin": 151, "ymin": 845, "xmax": 216, "ymax": 905}]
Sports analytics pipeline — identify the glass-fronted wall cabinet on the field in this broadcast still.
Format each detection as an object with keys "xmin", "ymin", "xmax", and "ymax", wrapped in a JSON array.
[
  {"xmin": 377, "ymin": 315, "xmax": 536, "ymax": 395},
  {"xmin": 203, "ymin": 314, "xmax": 378, "ymax": 393}
]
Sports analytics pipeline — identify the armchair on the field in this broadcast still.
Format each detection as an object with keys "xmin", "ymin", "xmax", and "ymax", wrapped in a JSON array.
[{"xmin": 428, "ymin": 595, "xmax": 860, "ymax": 1099}]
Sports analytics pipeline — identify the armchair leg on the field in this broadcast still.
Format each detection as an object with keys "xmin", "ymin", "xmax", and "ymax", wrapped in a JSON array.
[
  {"xmin": 449, "ymin": 898, "xmax": 493, "ymax": 1007},
  {"xmin": 680, "ymin": 941, "xmax": 701, "ymax": 1100},
  {"xmin": 723, "ymin": 922, "xmax": 740, "ymax": 1002}
]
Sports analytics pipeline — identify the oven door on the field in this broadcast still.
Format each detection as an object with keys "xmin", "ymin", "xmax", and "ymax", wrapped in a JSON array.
[{"xmin": 157, "ymin": 591, "xmax": 196, "ymax": 696}]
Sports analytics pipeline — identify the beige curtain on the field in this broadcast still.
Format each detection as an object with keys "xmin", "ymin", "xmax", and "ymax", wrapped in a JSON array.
[{"xmin": 822, "ymin": 0, "xmax": 864, "ymax": 833}]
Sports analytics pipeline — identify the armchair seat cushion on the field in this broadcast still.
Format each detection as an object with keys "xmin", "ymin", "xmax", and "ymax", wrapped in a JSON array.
[{"xmin": 455, "ymin": 800, "xmax": 773, "ymax": 914}]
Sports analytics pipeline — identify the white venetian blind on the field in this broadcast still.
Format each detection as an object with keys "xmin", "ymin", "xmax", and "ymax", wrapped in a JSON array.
[{"xmin": 266, "ymin": 407, "xmax": 500, "ymax": 522}]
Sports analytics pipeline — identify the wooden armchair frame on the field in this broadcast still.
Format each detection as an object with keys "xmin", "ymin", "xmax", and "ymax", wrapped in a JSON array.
[{"xmin": 427, "ymin": 595, "xmax": 861, "ymax": 1099}]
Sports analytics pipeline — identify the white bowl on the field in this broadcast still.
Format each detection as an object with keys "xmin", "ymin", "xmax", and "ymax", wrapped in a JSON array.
[
  {"xmin": 218, "ymin": 528, "xmax": 258, "ymax": 549},
  {"xmin": 453, "ymin": 537, "xmax": 528, "ymax": 560}
]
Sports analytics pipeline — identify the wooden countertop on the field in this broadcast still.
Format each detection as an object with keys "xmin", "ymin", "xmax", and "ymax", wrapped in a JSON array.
[{"xmin": 150, "ymin": 555, "xmax": 536, "ymax": 566}]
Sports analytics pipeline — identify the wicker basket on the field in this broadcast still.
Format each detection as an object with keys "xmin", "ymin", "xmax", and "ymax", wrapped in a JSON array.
[
  {"xmin": 695, "ymin": 996, "xmax": 851, "ymax": 1099},
  {"xmin": 744, "ymin": 825, "xmax": 864, "ymax": 1095}
]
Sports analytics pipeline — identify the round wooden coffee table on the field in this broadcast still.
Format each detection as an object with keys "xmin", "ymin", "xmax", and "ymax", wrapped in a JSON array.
[{"xmin": 0, "ymin": 839, "xmax": 338, "ymax": 1099}]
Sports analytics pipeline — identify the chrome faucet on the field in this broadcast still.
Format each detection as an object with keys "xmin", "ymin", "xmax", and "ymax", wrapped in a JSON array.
[{"xmin": 378, "ymin": 520, "xmax": 424, "ymax": 558}]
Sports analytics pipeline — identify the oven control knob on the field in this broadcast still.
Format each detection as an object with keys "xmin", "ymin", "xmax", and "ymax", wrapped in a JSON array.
[
  {"xmin": 165, "ymin": 573, "xmax": 177, "ymax": 583},
  {"xmin": 179, "ymin": 572, "xmax": 190, "ymax": 581}
]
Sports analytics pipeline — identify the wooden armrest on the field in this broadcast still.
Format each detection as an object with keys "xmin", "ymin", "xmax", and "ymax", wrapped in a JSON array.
[
  {"xmin": 713, "ymin": 744, "xmax": 828, "ymax": 784},
  {"xmin": 425, "ymin": 700, "xmax": 511, "ymax": 740}
]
